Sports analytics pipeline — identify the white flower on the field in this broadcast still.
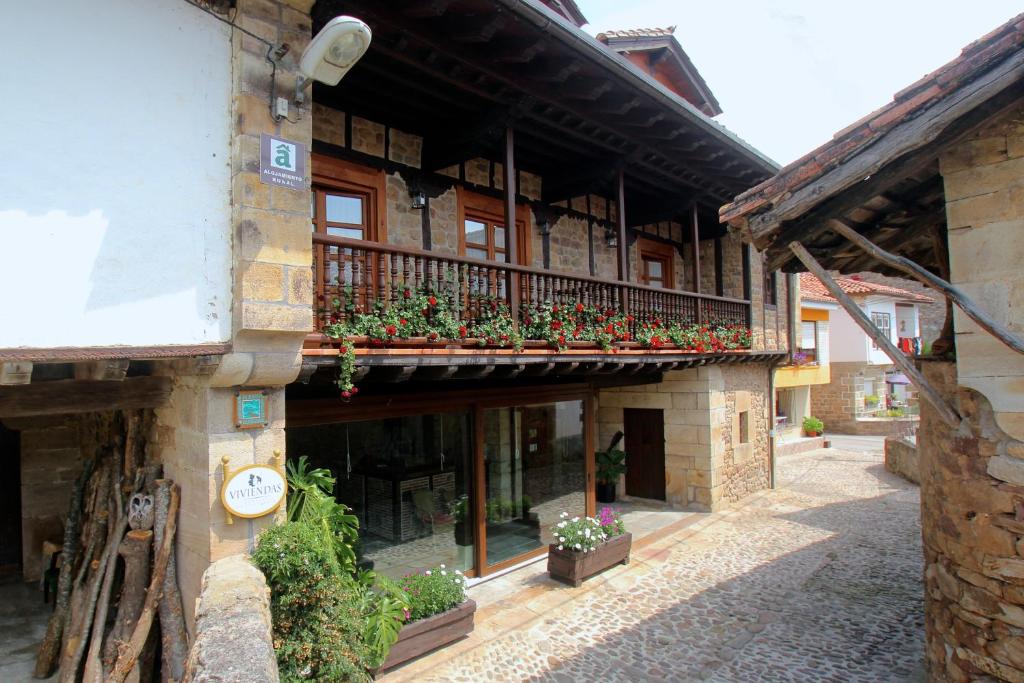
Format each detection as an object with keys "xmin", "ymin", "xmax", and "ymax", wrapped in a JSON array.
[
  {"xmin": 440, "ymin": 564, "xmax": 446, "ymax": 569},
  {"xmin": 441, "ymin": 570, "xmax": 447, "ymax": 576},
  {"xmin": 575, "ymin": 543, "xmax": 581, "ymax": 550},
  {"xmin": 455, "ymin": 569, "xmax": 463, "ymax": 575},
  {"xmin": 584, "ymin": 529, "xmax": 591, "ymax": 538},
  {"xmin": 425, "ymin": 570, "xmax": 432, "ymax": 576},
  {"xmin": 560, "ymin": 512, "xmax": 568, "ymax": 518},
  {"xmin": 572, "ymin": 517, "xmax": 579, "ymax": 522},
  {"xmin": 557, "ymin": 545, "xmax": 563, "ymax": 550},
  {"xmin": 557, "ymin": 521, "xmax": 566, "ymax": 528},
  {"xmin": 559, "ymin": 536, "xmax": 566, "ymax": 543}
]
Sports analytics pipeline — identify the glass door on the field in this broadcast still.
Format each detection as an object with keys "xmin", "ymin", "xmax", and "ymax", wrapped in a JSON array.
[{"xmin": 481, "ymin": 400, "xmax": 587, "ymax": 570}]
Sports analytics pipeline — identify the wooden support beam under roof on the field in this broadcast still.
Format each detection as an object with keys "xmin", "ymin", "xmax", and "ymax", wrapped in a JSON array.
[
  {"xmin": 788, "ymin": 241, "xmax": 962, "ymax": 428},
  {"xmin": 0, "ymin": 376, "xmax": 172, "ymax": 418},
  {"xmin": 828, "ymin": 219, "xmax": 1024, "ymax": 356}
]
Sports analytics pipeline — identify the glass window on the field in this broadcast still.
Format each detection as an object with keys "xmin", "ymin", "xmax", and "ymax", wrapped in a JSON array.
[
  {"xmin": 871, "ymin": 312, "xmax": 891, "ymax": 349},
  {"xmin": 326, "ymin": 194, "xmax": 363, "ymax": 224},
  {"xmin": 482, "ymin": 401, "xmax": 585, "ymax": 567},
  {"xmin": 464, "ymin": 219, "xmax": 487, "ymax": 246},
  {"xmin": 493, "ymin": 226, "xmax": 506, "ymax": 249},
  {"xmin": 800, "ymin": 321, "xmax": 817, "ymax": 349},
  {"xmin": 327, "ymin": 226, "xmax": 365, "ymax": 239},
  {"xmin": 466, "ymin": 247, "xmax": 488, "ymax": 261},
  {"xmin": 286, "ymin": 411, "xmax": 475, "ymax": 579}
]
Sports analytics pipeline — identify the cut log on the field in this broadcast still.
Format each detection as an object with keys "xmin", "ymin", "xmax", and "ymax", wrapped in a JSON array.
[
  {"xmin": 109, "ymin": 484, "xmax": 180, "ymax": 683},
  {"xmin": 789, "ymin": 240, "xmax": 962, "ymax": 428},
  {"xmin": 154, "ymin": 480, "xmax": 188, "ymax": 683},
  {"xmin": 102, "ymin": 531, "xmax": 153, "ymax": 673},
  {"xmin": 828, "ymin": 219, "xmax": 1024, "ymax": 356},
  {"xmin": 34, "ymin": 457, "xmax": 95, "ymax": 678}
]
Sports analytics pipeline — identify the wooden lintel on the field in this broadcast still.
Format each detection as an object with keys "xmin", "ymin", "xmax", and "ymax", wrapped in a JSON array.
[
  {"xmin": 418, "ymin": 365, "xmax": 459, "ymax": 381},
  {"xmin": 0, "ymin": 376, "xmax": 172, "ymax": 418},
  {"xmin": 828, "ymin": 218, "xmax": 1024, "ymax": 356},
  {"xmin": 555, "ymin": 362, "xmax": 581, "ymax": 375},
  {"xmin": 492, "ymin": 363, "xmax": 525, "ymax": 379},
  {"xmin": 455, "ymin": 365, "xmax": 495, "ymax": 380},
  {"xmin": 380, "ymin": 366, "xmax": 417, "ymax": 383},
  {"xmin": 789, "ymin": 241, "xmax": 961, "ymax": 427},
  {"xmin": 522, "ymin": 362, "xmax": 555, "ymax": 377}
]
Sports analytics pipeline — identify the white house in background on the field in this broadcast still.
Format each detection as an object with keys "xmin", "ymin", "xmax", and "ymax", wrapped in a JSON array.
[{"xmin": 801, "ymin": 273, "xmax": 934, "ymax": 434}]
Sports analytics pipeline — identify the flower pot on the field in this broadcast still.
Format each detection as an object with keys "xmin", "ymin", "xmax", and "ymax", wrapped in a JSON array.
[
  {"xmin": 805, "ymin": 430, "xmax": 820, "ymax": 437},
  {"xmin": 547, "ymin": 532, "xmax": 632, "ymax": 587},
  {"xmin": 596, "ymin": 481, "xmax": 617, "ymax": 504},
  {"xmin": 378, "ymin": 599, "xmax": 477, "ymax": 672}
]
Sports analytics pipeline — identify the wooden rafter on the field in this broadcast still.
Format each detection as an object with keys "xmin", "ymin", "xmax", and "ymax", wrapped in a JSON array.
[
  {"xmin": 789, "ymin": 241, "xmax": 962, "ymax": 428},
  {"xmin": 828, "ymin": 219, "xmax": 1024, "ymax": 355}
]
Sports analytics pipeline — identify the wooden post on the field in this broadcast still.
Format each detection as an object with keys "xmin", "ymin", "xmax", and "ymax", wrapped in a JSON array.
[
  {"xmin": 828, "ymin": 218, "xmax": 1024, "ymax": 356},
  {"xmin": 503, "ymin": 126, "xmax": 520, "ymax": 324},
  {"xmin": 789, "ymin": 241, "xmax": 962, "ymax": 428},
  {"xmin": 690, "ymin": 204, "xmax": 703, "ymax": 324},
  {"xmin": 616, "ymin": 169, "xmax": 629, "ymax": 316}
]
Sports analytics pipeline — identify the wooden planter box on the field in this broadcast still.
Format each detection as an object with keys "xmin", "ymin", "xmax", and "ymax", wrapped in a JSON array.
[
  {"xmin": 378, "ymin": 599, "xmax": 477, "ymax": 672},
  {"xmin": 547, "ymin": 532, "xmax": 632, "ymax": 587}
]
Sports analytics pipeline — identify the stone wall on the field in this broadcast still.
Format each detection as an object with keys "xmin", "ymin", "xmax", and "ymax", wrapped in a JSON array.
[
  {"xmin": 941, "ymin": 97, "xmax": 1024, "ymax": 444},
  {"xmin": 884, "ymin": 437, "xmax": 920, "ymax": 484},
  {"xmin": 184, "ymin": 555, "xmax": 278, "ymax": 683},
  {"xmin": 919, "ymin": 360, "xmax": 1024, "ymax": 682},
  {"xmin": 597, "ymin": 363, "xmax": 772, "ymax": 511},
  {"xmin": 810, "ymin": 361, "xmax": 889, "ymax": 434}
]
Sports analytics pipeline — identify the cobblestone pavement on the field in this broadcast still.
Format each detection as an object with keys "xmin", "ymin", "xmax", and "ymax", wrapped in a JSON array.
[{"xmin": 384, "ymin": 443, "xmax": 925, "ymax": 682}]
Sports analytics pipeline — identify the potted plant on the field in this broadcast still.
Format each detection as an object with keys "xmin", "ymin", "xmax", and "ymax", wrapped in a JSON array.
[
  {"xmin": 803, "ymin": 415, "xmax": 825, "ymax": 437},
  {"xmin": 595, "ymin": 432, "xmax": 626, "ymax": 503},
  {"xmin": 547, "ymin": 508, "xmax": 631, "ymax": 587},
  {"xmin": 380, "ymin": 565, "xmax": 476, "ymax": 671},
  {"xmin": 451, "ymin": 496, "xmax": 473, "ymax": 547},
  {"xmin": 865, "ymin": 394, "xmax": 880, "ymax": 408}
]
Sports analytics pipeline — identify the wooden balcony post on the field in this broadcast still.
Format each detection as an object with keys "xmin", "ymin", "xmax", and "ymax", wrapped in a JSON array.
[
  {"xmin": 503, "ymin": 125, "xmax": 520, "ymax": 323},
  {"xmin": 616, "ymin": 169, "xmax": 629, "ymax": 316},
  {"xmin": 690, "ymin": 203, "xmax": 703, "ymax": 324}
]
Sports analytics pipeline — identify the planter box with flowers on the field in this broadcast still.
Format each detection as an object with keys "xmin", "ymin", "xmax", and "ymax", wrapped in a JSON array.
[
  {"xmin": 547, "ymin": 508, "xmax": 631, "ymax": 587},
  {"xmin": 379, "ymin": 565, "xmax": 475, "ymax": 672}
]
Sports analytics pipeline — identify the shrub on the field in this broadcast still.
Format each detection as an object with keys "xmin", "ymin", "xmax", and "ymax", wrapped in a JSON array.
[
  {"xmin": 803, "ymin": 416, "xmax": 825, "ymax": 434},
  {"xmin": 399, "ymin": 565, "xmax": 467, "ymax": 622},
  {"xmin": 252, "ymin": 523, "xmax": 373, "ymax": 682},
  {"xmin": 595, "ymin": 448, "xmax": 626, "ymax": 485}
]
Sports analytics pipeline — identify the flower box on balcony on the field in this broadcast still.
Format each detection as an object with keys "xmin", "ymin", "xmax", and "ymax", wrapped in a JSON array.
[
  {"xmin": 547, "ymin": 532, "xmax": 632, "ymax": 587},
  {"xmin": 378, "ymin": 598, "xmax": 477, "ymax": 672}
]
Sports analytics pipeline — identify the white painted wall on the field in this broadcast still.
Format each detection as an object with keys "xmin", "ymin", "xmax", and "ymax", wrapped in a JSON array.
[
  {"xmin": 828, "ymin": 306, "xmax": 868, "ymax": 363},
  {"xmin": 896, "ymin": 304, "xmax": 920, "ymax": 339},
  {"xmin": 0, "ymin": 0, "xmax": 232, "ymax": 348}
]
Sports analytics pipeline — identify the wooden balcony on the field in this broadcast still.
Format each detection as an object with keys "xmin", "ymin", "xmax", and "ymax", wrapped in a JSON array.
[{"xmin": 302, "ymin": 236, "xmax": 776, "ymax": 383}]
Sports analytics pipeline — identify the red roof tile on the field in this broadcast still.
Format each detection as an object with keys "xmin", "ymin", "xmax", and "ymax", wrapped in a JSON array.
[
  {"xmin": 596, "ymin": 27, "xmax": 678, "ymax": 41},
  {"xmin": 720, "ymin": 12, "xmax": 1024, "ymax": 224},
  {"xmin": 800, "ymin": 273, "xmax": 934, "ymax": 304}
]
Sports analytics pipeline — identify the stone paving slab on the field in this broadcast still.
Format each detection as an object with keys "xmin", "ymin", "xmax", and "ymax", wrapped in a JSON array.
[{"xmin": 382, "ymin": 443, "xmax": 925, "ymax": 682}]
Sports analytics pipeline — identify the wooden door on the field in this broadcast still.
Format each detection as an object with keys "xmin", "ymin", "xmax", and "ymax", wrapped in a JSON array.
[
  {"xmin": 623, "ymin": 408, "xmax": 665, "ymax": 501},
  {"xmin": 0, "ymin": 426, "xmax": 21, "ymax": 571}
]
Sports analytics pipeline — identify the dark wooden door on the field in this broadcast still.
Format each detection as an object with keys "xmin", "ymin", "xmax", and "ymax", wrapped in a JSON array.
[
  {"xmin": 0, "ymin": 426, "xmax": 21, "ymax": 570},
  {"xmin": 623, "ymin": 408, "xmax": 665, "ymax": 501}
]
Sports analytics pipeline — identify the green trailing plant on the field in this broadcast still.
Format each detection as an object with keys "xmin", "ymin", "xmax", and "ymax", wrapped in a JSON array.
[
  {"xmin": 252, "ymin": 523, "xmax": 373, "ymax": 682},
  {"xmin": 803, "ymin": 416, "xmax": 825, "ymax": 435},
  {"xmin": 595, "ymin": 447, "xmax": 626, "ymax": 485},
  {"xmin": 398, "ymin": 565, "xmax": 467, "ymax": 622}
]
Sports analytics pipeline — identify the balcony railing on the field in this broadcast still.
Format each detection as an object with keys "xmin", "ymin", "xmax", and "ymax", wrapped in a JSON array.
[{"xmin": 312, "ymin": 235, "xmax": 751, "ymax": 341}]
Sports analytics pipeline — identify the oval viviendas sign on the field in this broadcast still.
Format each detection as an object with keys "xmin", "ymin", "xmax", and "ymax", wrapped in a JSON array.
[{"xmin": 221, "ymin": 464, "xmax": 286, "ymax": 519}]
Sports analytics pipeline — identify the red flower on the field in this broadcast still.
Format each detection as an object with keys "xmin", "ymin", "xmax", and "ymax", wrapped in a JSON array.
[
  {"xmin": 428, "ymin": 331, "xmax": 438, "ymax": 341},
  {"xmin": 403, "ymin": 289, "xmax": 411, "ymax": 299},
  {"xmin": 596, "ymin": 315, "xmax": 605, "ymax": 323},
  {"xmin": 350, "ymin": 386, "xmax": 359, "ymax": 394},
  {"xmin": 428, "ymin": 296, "xmax": 437, "ymax": 306},
  {"xmin": 339, "ymin": 346, "xmax": 348, "ymax": 353},
  {"xmin": 605, "ymin": 324, "xmax": 614, "ymax": 334},
  {"xmin": 575, "ymin": 302, "xmax": 584, "ymax": 313},
  {"xmin": 524, "ymin": 316, "xmax": 533, "ymax": 325},
  {"xmin": 400, "ymin": 318, "xmax": 408, "ymax": 326},
  {"xmin": 385, "ymin": 324, "xmax": 397, "ymax": 336},
  {"xmin": 341, "ymin": 390, "xmax": 351, "ymax": 399},
  {"xmin": 558, "ymin": 334, "xmax": 566, "ymax": 346},
  {"xmin": 552, "ymin": 305, "xmax": 560, "ymax": 313},
  {"xmin": 626, "ymin": 315, "xmax": 635, "ymax": 322},
  {"xmin": 605, "ymin": 308, "xmax": 616, "ymax": 317},
  {"xmin": 459, "ymin": 325, "xmax": 468, "ymax": 338},
  {"xmin": 500, "ymin": 334, "xmax": 509, "ymax": 341},
  {"xmin": 551, "ymin": 320, "xmax": 562, "ymax": 330},
  {"xmin": 422, "ymin": 307, "xmax": 430, "ymax": 316}
]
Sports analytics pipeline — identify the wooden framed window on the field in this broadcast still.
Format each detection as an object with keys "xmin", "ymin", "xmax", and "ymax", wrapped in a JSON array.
[
  {"xmin": 311, "ymin": 154, "xmax": 386, "ymax": 242},
  {"xmin": 637, "ymin": 238, "xmax": 675, "ymax": 289},
  {"xmin": 457, "ymin": 188, "xmax": 530, "ymax": 265},
  {"xmin": 763, "ymin": 259, "xmax": 778, "ymax": 307}
]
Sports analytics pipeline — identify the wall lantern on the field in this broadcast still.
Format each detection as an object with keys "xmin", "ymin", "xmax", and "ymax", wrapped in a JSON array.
[
  {"xmin": 537, "ymin": 219, "xmax": 552, "ymax": 237},
  {"xmin": 605, "ymin": 227, "xmax": 619, "ymax": 247},
  {"xmin": 410, "ymin": 190, "xmax": 426, "ymax": 210},
  {"xmin": 295, "ymin": 16, "xmax": 372, "ymax": 103}
]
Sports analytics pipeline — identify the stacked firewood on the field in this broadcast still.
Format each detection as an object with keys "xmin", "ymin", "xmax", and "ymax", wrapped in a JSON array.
[{"xmin": 34, "ymin": 411, "xmax": 189, "ymax": 683}]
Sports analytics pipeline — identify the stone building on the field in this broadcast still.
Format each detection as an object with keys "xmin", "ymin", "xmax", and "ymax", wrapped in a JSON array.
[
  {"xmin": 0, "ymin": 5, "xmax": 794, "ymax": 671},
  {"xmin": 722, "ymin": 13, "xmax": 1024, "ymax": 681}
]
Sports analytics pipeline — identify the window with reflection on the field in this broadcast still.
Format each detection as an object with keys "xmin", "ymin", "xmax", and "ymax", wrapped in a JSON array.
[
  {"xmin": 312, "ymin": 188, "xmax": 369, "ymax": 239},
  {"xmin": 463, "ymin": 214, "xmax": 508, "ymax": 263}
]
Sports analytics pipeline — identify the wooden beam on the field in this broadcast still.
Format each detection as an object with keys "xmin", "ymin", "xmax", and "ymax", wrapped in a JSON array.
[
  {"xmin": 73, "ymin": 360, "xmax": 130, "ymax": 382},
  {"xmin": 689, "ymin": 203, "xmax": 701, "ymax": 295},
  {"xmin": 0, "ymin": 376, "xmax": 172, "ymax": 418},
  {"xmin": 616, "ymin": 169, "xmax": 628, "ymax": 282},
  {"xmin": 828, "ymin": 219, "xmax": 1024, "ymax": 356},
  {"xmin": 789, "ymin": 241, "xmax": 961, "ymax": 427},
  {"xmin": 503, "ymin": 125, "xmax": 520, "ymax": 324}
]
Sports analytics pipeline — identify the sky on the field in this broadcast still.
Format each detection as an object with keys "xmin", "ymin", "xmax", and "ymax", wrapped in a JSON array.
[{"xmin": 582, "ymin": 1, "xmax": 1022, "ymax": 166}]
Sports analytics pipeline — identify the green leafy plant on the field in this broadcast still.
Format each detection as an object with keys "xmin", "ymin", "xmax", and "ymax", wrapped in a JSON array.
[
  {"xmin": 550, "ymin": 511, "xmax": 613, "ymax": 553},
  {"xmin": 252, "ymin": 523, "xmax": 373, "ymax": 682},
  {"xmin": 595, "ymin": 447, "xmax": 626, "ymax": 485},
  {"xmin": 355, "ymin": 570, "xmax": 410, "ymax": 669},
  {"xmin": 286, "ymin": 456, "xmax": 359, "ymax": 574},
  {"xmin": 865, "ymin": 394, "xmax": 880, "ymax": 407},
  {"xmin": 398, "ymin": 565, "xmax": 467, "ymax": 622},
  {"xmin": 886, "ymin": 407, "xmax": 906, "ymax": 417},
  {"xmin": 803, "ymin": 416, "xmax": 825, "ymax": 435}
]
